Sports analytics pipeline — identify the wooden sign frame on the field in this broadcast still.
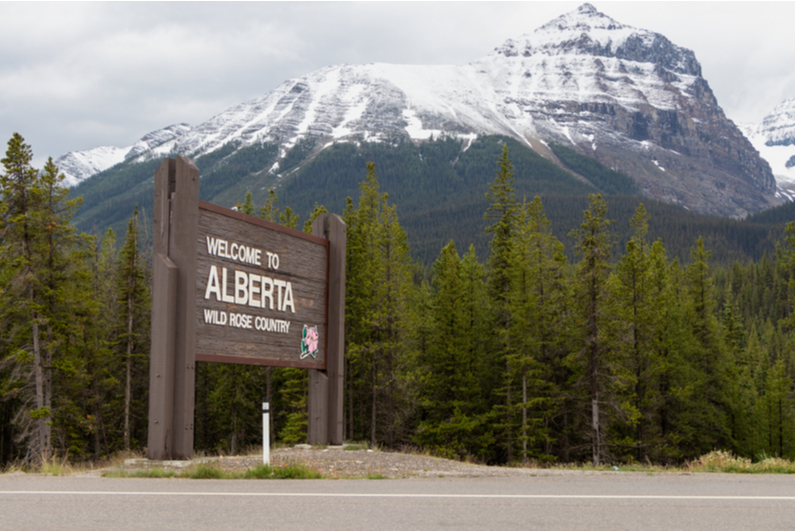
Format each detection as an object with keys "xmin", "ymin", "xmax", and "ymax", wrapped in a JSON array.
[{"xmin": 147, "ymin": 156, "xmax": 345, "ymax": 460}]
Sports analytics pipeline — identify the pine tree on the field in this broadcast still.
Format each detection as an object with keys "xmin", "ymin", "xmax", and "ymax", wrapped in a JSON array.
[
  {"xmin": 373, "ymin": 197, "xmax": 411, "ymax": 447},
  {"xmin": 508, "ymin": 196, "xmax": 566, "ymax": 463},
  {"xmin": 344, "ymin": 163, "xmax": 383, "ymax": 445},
  {"xmin": 87, "ymin": 228, "xmax": 119, "ymax": 458},
  {"xmin": 568, "ymin": 193, "xmax": 617, "ymax": 466},
  {"xmin": 239, "ymin": 191, "xmax": 255, "ymax": 216},
  {"xmin": 483, "ymin": 143, "xmax": 519, "ymax": 462},
  {"xmin": 342, "ymin": 162, "xmax": 414, "ymax": 448},
  {"xmin": 685, "ymin": 237, "xmax": 730, "ymax": 453},
  {"xmin": 37, "ymin": 158, "xmax": 94, "ymax": 459},
  {"xmin": 415, "ymin": 242, "xmax": 484, "ymax": 458},
  {"xmin": 116, "ymin": 206, "xmax": 150, "ymax": 451},
  {"xmin": 259, "ymin": 189, "xmax": 280, "ymax": 222},
  {"xmin": 613, "ymin": 204, "xmax": 657, "ymax": 461},
  {"xmin": 0, "ymin": 138, "xmax": 92, "ymax": 462},
  {"xmin": 759, "ymin": 358, "xmax": 795, "ymax": 457},
  {"xmin": 0, "ymin": 134, "xmax": 49, "ymax": 462}
]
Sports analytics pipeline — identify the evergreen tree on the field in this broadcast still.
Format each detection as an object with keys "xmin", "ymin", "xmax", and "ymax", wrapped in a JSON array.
[
  {"xmin": 0, "ymin": 135, "xmax": 50, "ymax": 462},
  {"xmin": 508, "ymin": 196, "xmax": 567, "ymax": 463},
  {"xmin": 116, "ymin": 206, "xmax": 150, "ymax": 451},
  {"xmin": 568, "ymin": 193, "xmax": 623, "ymax": 465},
  {"xmin": 415, "ymin": 242, "xmax": 484, "ymax": 458},
  {"xmin": 259, "ymin": 189, "xmax": 280, "ymax": 222},
  {"xmin": 87, "ymin": 228, "xmax": 119, "ymax": 458},
  {"xmin": 613, "ymin": 204, "xmax": 657, "ymax": 461},
  {"xmin": 684, "ymin": 237, "xmax": 730, "ymax": 453},
  {"xmin": 238, "ymin": 191, "xmax": 255, "ymax": 216},
  {"xmin": 343, "ymin": 162, "xmax": 414, "ymax": 447},
  {"xmin": 0, "ymin": 138, "xmax": 92, "ymax": 462},
  {"xmin": 483, "ymin": 143, "xmax": 519, "ymax": 462}
]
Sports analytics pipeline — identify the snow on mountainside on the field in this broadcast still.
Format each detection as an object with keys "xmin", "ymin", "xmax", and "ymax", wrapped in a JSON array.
[
  {"xmin": 60, "ymin": 4, "xmax": 779, "ymax": 217},
  {"xmin": 56, "ymin": 123, "xmax": 191, "ymax": 186},
  {"xmin": 740, "ymin": 99, "xmax": 795, "ymax": 199}
]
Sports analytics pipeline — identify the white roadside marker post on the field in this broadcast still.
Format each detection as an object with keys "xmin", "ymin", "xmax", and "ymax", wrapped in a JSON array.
[{"xmin": 263, "ymin": 398, "xmax": 270, "ymax": 466}]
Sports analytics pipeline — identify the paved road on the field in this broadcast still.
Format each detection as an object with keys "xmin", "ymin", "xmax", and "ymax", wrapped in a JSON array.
[{"xmin": 1, "ymin": 472, "xmax": 794, "ymax": 530}]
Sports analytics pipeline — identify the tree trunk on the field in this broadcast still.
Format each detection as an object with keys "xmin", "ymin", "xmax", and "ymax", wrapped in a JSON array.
[
  {"xmin": 347, "ymin": 358, "xmax": 353, "ymax": 442},
  {"xmin": 124, "ymin": 292, "xmax": 134, "ymax": 451},
  {"xmin": 522, "ymin": 368, "xmax": 527, "ymax": 464},
  {"xmin": 32, "ymin": 315, "xmax": 51, "ymax": 462},
  {"xmin": 371, "ymin": 349, "xmax": 377, "ymax": 448}
]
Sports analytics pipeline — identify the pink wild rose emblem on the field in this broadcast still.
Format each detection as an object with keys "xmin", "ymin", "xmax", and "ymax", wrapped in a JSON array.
[{"xmin": 301, "ymin": 325, "xmax": 319, "ymax": 359}]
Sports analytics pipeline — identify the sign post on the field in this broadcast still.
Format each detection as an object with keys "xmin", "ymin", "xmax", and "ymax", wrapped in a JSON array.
[{"xmin": 147, "ymin": 156, "xmax": 345, "ymax": 461}]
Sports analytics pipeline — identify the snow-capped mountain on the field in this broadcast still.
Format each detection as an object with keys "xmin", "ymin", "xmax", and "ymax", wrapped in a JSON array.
[
  {"xmin": 740, "ymin": 99, "xmax": 795, "ymax": 200},
  {"xmin": 56, "ymin": 123, "xmax": 191, "ymax": 186},
  {"xmin": 61, "ymin": 4, "xmax": 779, "ymax": 218}
]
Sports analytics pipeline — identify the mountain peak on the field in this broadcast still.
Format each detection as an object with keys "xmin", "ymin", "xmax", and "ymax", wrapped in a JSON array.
[
  {"xmin": 544, "ymin": 2, "xmax": 625, "ymax": 31},
  {"xmin": 491, "ymin": 3, "xmax": 700, "ymax": 78}
]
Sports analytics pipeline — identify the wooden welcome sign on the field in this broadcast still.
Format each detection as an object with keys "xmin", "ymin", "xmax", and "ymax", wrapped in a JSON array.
[
  {"xmin": 196, "ymin": 201, "xmax": 329, "ymax": 368},
  {"xmin": 147, "ymin": 157, "xmax": 345, "ymax": 460}
]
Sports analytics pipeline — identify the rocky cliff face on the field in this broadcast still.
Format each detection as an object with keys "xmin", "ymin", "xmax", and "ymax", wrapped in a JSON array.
[{"xmin": 58, "ymin": 4, "xmax": 779, "ymax": 217}]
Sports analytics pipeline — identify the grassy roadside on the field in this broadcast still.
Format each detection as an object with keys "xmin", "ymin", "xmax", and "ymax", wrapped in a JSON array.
[
  {"xmin": 102, "ymin": 462, "xmax": 322, "ymax": 480},
  {"xmin": 4, "ymin": 448, "xmax": 795, "ymax": 478},
  {"xmin": 512, "ymin": 450, "xmax": 795, "ymax": 474}
]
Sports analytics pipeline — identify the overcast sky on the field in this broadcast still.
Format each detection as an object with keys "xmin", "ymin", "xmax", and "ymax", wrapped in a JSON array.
[{"xmin": 2, "ymin": 1, "xmax": 794, "ymax": 168}]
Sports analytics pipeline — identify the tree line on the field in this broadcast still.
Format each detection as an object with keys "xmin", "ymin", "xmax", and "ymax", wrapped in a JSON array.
[{"xmin": 2, "ymin": 134, "xmax": 795, "ymax": 468}]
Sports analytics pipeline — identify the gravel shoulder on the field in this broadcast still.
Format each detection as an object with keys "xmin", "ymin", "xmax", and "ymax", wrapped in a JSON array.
[{"xmin": 108, "ymin": 446, "xmax": 640, "ymax": 479}]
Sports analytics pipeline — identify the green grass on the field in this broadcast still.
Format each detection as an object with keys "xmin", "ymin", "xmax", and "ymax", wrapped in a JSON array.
[
  {"xmin": 182, "ymin": 463, "xmax": 225, "ymax": 479},
  {"xmin": 243, "ymin": 462, "xmax": 321, "ymax": 479},
  {"xmin": 103, "ymin": 461, "xmax": 322, "ymax": 479},
  {"xmin": 102, "ymin": 467, "xmax": 177, "ymax": 478}
]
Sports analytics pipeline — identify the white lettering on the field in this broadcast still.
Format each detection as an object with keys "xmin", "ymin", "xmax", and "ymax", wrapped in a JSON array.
[
  {"xmin": 283, "ymin": 282, "xmax": 295, "ymax": 313},
  {"xmin": 221, "ymin": 267, "xmax": 234, "ymax": 303},
  {"xmin": 229, "ymin": 312, "xmax": 253, "ymax": 329},
  {"xmin": 273, "ymin": 279, "xmax": 286, "ymax": 311},
  {"xmin": 206, "ymin": 237, "xmax": 220, "ymax": 256},
  {"xmin": 205, "ymin": 265, "xmax": 221, "ymax": 301},
  {"xmin": 261, "ymin": 276, "xmax": 274, "ymax": 310},
  {"xmin": 248, "ymin": 273, "xmax": 261, "ymax": 308},
  {"xmin": 253, "ymin": 316, "xmax": 291, "ymax": 334},
  {"xmin": 203, "ymin": 308, "xmax": 227, "ymax": 326},
  {"xmin": 235, "ymin": 270, "xmax": 248, "ymax": 305}
]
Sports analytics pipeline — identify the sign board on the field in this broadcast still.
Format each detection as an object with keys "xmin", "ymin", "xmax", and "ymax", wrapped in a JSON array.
[
  {"xmin": 195, "ymin": 202, "xmax": 329, "ymax": 369},
  {"xmin": 147, "ymin": 156, "xmax": 345, "ymax": 461}
]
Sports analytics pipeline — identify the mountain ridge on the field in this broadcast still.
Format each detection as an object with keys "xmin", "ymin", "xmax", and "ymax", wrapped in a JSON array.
[{"xmin": 60, "ymin": 3, "xmax": 779, "ymax": 219}]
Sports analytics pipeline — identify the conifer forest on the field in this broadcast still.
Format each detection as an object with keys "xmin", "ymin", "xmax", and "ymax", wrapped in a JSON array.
[{"xmin": 3, "ymin": 133, "xmax": 795, "ymax": 468}]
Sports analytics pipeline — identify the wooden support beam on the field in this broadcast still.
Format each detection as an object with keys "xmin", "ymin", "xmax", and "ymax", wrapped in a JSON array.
[
  {"xmin": 147, "ymin": 253, "xmax": 177, "ymax": 460},
  {"xmin": 327, "ymin": 214, "xmax": 347, "ymax": 445},
  {"xmin": 148, "ymin": 158, "xmax": 178, "ymax": 460},
  {"xmin": 169, "ymin": 156, "xmax": 200, "ymax": 459},
  {"xmin": 308, "ymin": 214, "xmax": 346, "ymax": 445}
]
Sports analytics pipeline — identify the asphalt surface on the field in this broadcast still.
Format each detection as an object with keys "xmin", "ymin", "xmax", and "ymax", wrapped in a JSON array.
[{"xmin": 1, "ymin": 472, "xmax": 794, "ymax": 530}]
